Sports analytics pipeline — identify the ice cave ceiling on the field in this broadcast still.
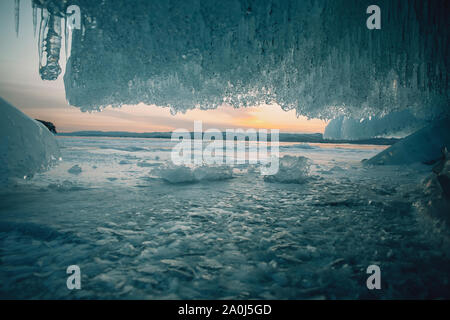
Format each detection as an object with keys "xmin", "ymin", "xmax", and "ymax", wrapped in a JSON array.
[{"xmin": 25, "ymin": 0, "xmax": 449, "ymax": 122}]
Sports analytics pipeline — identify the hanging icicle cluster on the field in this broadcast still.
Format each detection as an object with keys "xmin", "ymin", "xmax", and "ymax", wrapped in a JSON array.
[
  {"xmin": 15, "ymin": 0, "xmax": 449, "ymax": 122},
  {"xmin": 15, "ymin": 0, "xmax": 81, "ymax": 80}
]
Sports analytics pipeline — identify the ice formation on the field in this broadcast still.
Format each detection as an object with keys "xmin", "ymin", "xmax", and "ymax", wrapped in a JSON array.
[
  {"xmin": 14, "ymin": 0, "xmax": 20, "ymax": 37},
  {"xmin": 324, "ymin": 110, "xmax": 426, "ymax": 140},
  {"xmin": 68, "ymin": 164, "xmax": 82, "ymax": 175},
  {"xmin": 23, "ymin": 0, "xmax": 447, "ymax": 125},
  {"xmin": 32, "ymin": 2, "xmax": 37, "ymax": 36},
  {"xmin": 366, "ymin": 117, "xmax": 450, "ymax": 165},
  {"xmin": 0, "ymin": 97, "xmax": 60, "ymax": 183},
  {"xmin": 264, "ymin": 155, "xmax": 310, "ymax": 184},
  {"xmin": 38, "ymin": 7, "xmax": 63, "ymax": 80},
  {"xmin": 153, "ymin": 165, "xmax": 233, "ymax": 184}
]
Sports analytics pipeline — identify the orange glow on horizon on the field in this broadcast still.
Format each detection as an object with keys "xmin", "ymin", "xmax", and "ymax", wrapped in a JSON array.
[{"xmin": 20, "ymin": 102, "xmax": 328, "ymax": 134}]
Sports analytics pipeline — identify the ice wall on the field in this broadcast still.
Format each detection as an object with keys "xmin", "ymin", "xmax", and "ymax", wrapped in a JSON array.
[
  {"xmin": 324, "ymin": 110, "xmax": 426, "ymax": 140},
  {"xmin": 28, "ymin": 0, "xmax": 448, "ymax": 121},
  {"xmin": 366, "ymin": 117, "xmax": 450, "ymax": 165},
  {"xmin": 0, "ymin": 97, "xmax": 60, "ymax": 183}
]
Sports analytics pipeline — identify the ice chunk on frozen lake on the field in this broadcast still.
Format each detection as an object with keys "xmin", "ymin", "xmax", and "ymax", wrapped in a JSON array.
[
  {"xmin": 153, "ymin": 165, "xmax": 233, "ymax": 184},
  {"xmin": 68, "ymin": 164, "xmax": 82, "ymax": 175},
  {"xmin": 264, "ymin": 155, "xmax": 310, "ymax": 184}
]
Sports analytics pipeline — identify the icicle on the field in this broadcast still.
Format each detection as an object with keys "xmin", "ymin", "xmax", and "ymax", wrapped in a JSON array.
[
  {"xmin": 39, "ymin": 12, "xmax": 63, "ymax": 80},
  {"xmin": 14, "ymin": 0, "xmax": 20, "ymax": 37},
  {"xmin": 65, "ymin": 16, "xmax": 68, "ymax": 61},
  {"xmin": 38, "ymin": 8, "xmax": 49, "ymax": 70},
  {"xmin": 32, "ymin": 2, "xmax": 37, "ymax": 37}
]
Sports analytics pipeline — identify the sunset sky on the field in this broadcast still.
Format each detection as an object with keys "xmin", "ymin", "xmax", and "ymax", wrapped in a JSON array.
[{"xmin": 0, "ymin": 0, "xmax": 327, "ymax": 133}]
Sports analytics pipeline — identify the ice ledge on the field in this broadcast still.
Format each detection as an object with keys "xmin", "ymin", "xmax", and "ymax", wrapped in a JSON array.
[
  {"xmin": 0, "ymin": 97, "xmax": 60, "ymax": 184},
  {"xmin": 365, "ymin": 117, "xmax": 450, "ymax": 166}
]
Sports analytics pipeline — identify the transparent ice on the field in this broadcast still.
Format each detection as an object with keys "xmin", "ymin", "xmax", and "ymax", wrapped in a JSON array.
[{"xmin": 24, "ymin": 0, "xmax": 448, "ymax": 130}]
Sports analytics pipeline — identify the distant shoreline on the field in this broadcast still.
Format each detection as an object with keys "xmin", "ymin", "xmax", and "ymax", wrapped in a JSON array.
[{"xmin": 57, "ymin": 131, "xmax": 399, "ymax": 146}]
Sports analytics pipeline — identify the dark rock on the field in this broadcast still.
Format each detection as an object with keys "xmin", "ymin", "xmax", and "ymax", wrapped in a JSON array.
[
  {"xmin": 434, "ymin": 148, "xmax": 450, "ymax": 199},
  {"xmin": 35, "ymin": 119, "xmax": 57, "ymax": 134},
  {"xmin": 437, "ymin": 174, "xmax": 450, "ymax": 199},
  {"xmin": 432, "ymin": 147, "xmax": 449, "ymax": 174},
  {"xmin": 420, "ymin": 147, "xmax": 450, "ymax": 229}
]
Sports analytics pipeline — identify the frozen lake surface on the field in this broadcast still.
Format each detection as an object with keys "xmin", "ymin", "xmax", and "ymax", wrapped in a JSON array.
[{"xmin": 0, "ymin": 137, "xmax": 449, "ymax": 299}]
